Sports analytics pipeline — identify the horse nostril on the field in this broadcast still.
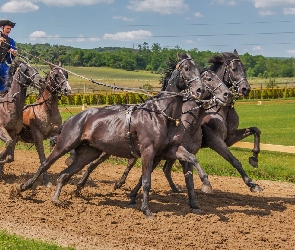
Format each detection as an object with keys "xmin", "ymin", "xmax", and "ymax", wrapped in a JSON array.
[{"xmin": 242, "ymin": 87, "xmax": 250, "ymax": 95}]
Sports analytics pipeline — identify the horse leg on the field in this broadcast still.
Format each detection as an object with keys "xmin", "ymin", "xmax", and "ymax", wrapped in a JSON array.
[
  {"xmin": 129, "ymin": 156, "xmax": 162, "ymax": 207},
  {"xmin": 225, "ymin": 127, "xmax": 261, "ymax": 168},
  {"xmin": 75, "ymin": 152, "xmax": 110, "ymax": 196},
  {"xmin": 0, "ymin": 127, "xmax": 14, "ymax": 164},
  {"xmin": 204, "ymin": 128, "xmax": 263, "ymax": 192},
  {"xmin": 114, "ymin": 158, "xmax": 137, "ymax": 190},
  {"xmin": 181, "ymin": 161, "xmax": 201, "ymax": 213},
  {"xmin": 30, "ymin": 125, "xmax": 51, "ymax": 187},
  {"xmin": 140, "ymin": 147, "xmax": 155, "ymax": 218},
  {"xmin": 53, "ymin": 145, "xmax": 102, "ymax": 204},
  {"xmin": 19, "ymin": 134, "xmax": 81, "ymax": 191},
  {"xmin": 162, "ymin": 159, "xmax": 181, "ymax": 193}
]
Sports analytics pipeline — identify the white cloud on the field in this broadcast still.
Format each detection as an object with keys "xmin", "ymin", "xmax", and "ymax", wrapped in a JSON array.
[
  {"xmin": 37, "ymin": 0, "xmax": 114, "ymax": 6},
  {"xmin": 103, "ymin": 30, "xmax": 153, "ymax": 41},
  {"xmin": 211, "ymin": 0, "xmax": 237, "ymax": 6},
  {"xmin": 127, "ymin": 0, "xmax": 188, "ymax": 15},
  {"xmin": 286, "ymin": 49, "xmax": 295, "ymax": 55},
  {"xmin": 194, "ymin": 12, "xmax": 203, "ymax": 17},
  {"xmin": 252, "ymin": 0, "xmax": 295, "ymax": 8},
  {"xmin": 283, "ymin": 7, "xmax": 295, "ymax": 14},
  {"xmin": 184, "ymin": 40, "xmax": 193, "ymax": 44},
  {"xmin": 29, "ymin": 30, "xmax": 59, "ymax": 40},
  {"xmin": 113, "ymin": 16, "xmax": 134, "ymax": 22},
  {"xmin": 0, "ymin": 1, "xmax": 39, "ymax": 13},
  {"xmin": 259, "ymin": 10, "xmax": 275, "ymax": 16},
  {"xmin": 252, "ymin": 45, "xmax": 262, "ymax": 51}
]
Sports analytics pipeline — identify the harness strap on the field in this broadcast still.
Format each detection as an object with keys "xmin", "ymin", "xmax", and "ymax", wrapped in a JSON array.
[{"xmin": 125, "ymin": 105, "xmax": 140, "ymax": 158}]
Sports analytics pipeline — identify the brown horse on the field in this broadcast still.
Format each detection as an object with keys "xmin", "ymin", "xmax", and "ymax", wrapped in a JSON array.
[
  {"xmin": 0, "ymin": 59, "xmax": 44, "ymax": 175},
  {"xmin": 18, "ymin": 62, "xmax": 71, "ymax": 186},
  {"xmin": 19, "ymin": 53, "xmax": 205, "ymax": 218}
]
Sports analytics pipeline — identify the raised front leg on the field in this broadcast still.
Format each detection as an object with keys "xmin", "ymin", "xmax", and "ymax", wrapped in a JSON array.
[
  {"xmin": 203, "ymin": 125, "xmax": 263, "ymax": 192},
  {"xmin": 224, "ymin": 127, "xmax": 261, "ymax": 168}
]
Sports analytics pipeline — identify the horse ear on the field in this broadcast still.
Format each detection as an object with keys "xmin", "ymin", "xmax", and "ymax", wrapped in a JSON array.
[
  {"xmin": 233, "ymin": 49, "xmax": 239, "ymax": 57},
  {"xmin": 58, "ymin": 61, "xmax": 62, "ymax": 67},
  {"xmin": 49, "ymin": 63, "xmax": 54, "ymax": 70},
  {"xmin": 177, "ymin": 52, "xmax": 181, "ymax": 61}
]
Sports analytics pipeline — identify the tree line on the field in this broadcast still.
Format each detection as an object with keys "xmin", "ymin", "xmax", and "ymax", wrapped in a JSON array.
[{"xmin": 17, "ymin": 42, "xmax": 295, "ymax": 78}]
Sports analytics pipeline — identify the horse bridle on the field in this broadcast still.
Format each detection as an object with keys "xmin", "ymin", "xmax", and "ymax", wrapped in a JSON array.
[
  {"xmin": 16, "ymin": 63, "xmax": 41, "ymax": 88},
  {"xmin": 222, "ymin": 58, "xmax": 247, "ymax": 95},
  {"xmin": 175, "ymin": 57, "xmax": 201, "ymax": 98},
  {"xmin": 47, "ymin": 67, "xmax": 68, "ymax": 94}
]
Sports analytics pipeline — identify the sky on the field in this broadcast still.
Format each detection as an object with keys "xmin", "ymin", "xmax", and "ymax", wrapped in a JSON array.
[{"xmin": 1, "ymin": 0, "xmax": 295, "ymax": 57}]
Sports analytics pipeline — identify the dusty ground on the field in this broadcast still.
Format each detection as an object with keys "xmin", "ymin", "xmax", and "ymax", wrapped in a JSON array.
[{"xmin": 0, "ymin": 149, "xmax": 294, "ymax": 250}]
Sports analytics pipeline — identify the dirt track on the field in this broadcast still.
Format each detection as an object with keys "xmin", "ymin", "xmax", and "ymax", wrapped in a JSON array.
[{"xmin": 0, "ymin": 149, "xmax": 294, "ymax": 250}]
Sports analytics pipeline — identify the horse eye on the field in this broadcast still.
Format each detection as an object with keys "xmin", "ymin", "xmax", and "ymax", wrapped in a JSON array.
[
  {"xmin": 208, "ymin": 77, "xmax": 212, "ymax": 81},
  {"xmin": 184, "ymin": 66, "xmax": 189, "ymax": 71},
  {"xmin": 232, "ymin": 67, "xmax": 237, "ymax": 72}
]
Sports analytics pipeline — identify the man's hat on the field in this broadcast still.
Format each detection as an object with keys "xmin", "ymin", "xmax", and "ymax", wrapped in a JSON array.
[{"xmin": 0, "ymin": 20, "xmax": 16, "ymax": 28}]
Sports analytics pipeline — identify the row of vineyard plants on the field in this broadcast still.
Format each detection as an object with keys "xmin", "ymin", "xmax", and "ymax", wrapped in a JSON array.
[{"xmin": 25, "ymin": 88, "xmax": 295, "ymax": 106}]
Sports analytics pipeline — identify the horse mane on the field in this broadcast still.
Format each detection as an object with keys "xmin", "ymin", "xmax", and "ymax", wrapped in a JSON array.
[
  {"xmin": 199, "ymin": 67, "xmax": 209, "ymax": 75},
  {"xmin": 208, "ymin": 51, "xmax": 239, "ymax": 71},
  {"xmin": 159, "ymin": 57, "xmax": 178, "ymax": 91}
]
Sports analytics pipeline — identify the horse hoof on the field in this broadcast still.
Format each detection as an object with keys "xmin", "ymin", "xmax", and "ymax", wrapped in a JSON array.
[
  {"xmin": 201, "ymin": 184, "xmax": 213, "ymax": 193},
  {"xmin": 74, "ymin": 189, "xmax": 82, "ymax": 197},
  {"xmin": 45, "ymin": 182, "xmax": 52, "ymax": 188},
  {"xmin": 19, "ymin": 183, "xmax": 26, "ymax": 192},
  {"xmin": 113, "ymin": 182, "xmax": 122, "ymax": 190},
  {"xmin": 65, "ymin": 157, "xmax": 73, "ymax": 166},
  {"xmin": 250, "ymin": 185, "xmax": 263, "ymax": 193},
  {"xmin": 192, "ymin": 208, "xmax": 202, "ymax": 214},
  {"xmin": 128, "ymin": 202, "xmax": 135, "ymax": 208},
  {"xmin": 249, "ymin": 156, "xmax": 258, "ymax": 168},
  {"xmin": 143, "ymin": 210, "xmax": 154, "ymax": 219}
]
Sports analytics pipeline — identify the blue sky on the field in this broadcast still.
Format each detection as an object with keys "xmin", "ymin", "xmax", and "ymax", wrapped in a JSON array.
[{"xmin": 1, "ymin": 0, "xmax": 295, "ymax": 57}]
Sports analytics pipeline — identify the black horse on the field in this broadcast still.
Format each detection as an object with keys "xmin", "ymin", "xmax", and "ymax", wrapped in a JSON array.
[
  {"xmin": 161, "ymin": 50, "xmax": 262, "ymax": 192},
  {"xmin": 19, "ymin": 53, "xmax": 205, "ymax": 218},
  {"xmin": 95, "ymin": 50, "xmax": 263, "ymax": 194},
  {"xmin": 199, "ymin": 50, "xmax": 263, "ymax": 192},
  {"xmin": 73, "ymin": 67, "xmax": 233, "ymax": 200}
]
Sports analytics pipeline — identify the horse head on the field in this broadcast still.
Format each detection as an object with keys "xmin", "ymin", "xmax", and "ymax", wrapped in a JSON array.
[
  {"xmin": 9, "ymin": 60, "xmax": 44, "ymax": 90},
  {"xmin": 163, "ymin": 53, "xmax": 204, "ymax": 100},
  {"xmin": 47, "ymin": 62, "xmax": 71, "ymax": 96},
  {"xmin": 208, "ymin": 50, "xmax": 250, "ymax": 97},
  {"xmin": 200, "ymin": 68, "xmax": 232, "ymax": 107}
]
